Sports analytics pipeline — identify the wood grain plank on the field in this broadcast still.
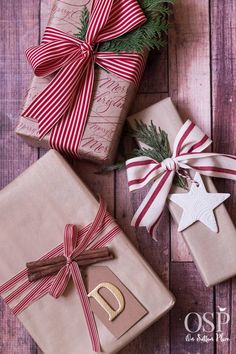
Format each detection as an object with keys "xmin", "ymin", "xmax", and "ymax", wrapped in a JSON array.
[
  {"xmin": 38, "ymin": 0, "xmax": 52, "ymax": 162},
  {"xmin": 230, "ymin": 279, "xmax": 236, "ymax": 353},
  {"xmin": 170, "ymin": 262, "xmax": 215, "ymax": 354},
  {"xmin": 139, "ymin": 48, "xmax": 168, "ymax": 94},
  {"xmin": 210, "ymin": 0, "xmax": 236, "ymax": 353},
  {"xmin": 117, "ymin": 93, "xmax": 171, "ymax": 354},
  {"xmin": 168, "ymin": 0, "xmax": 211, "ymax": 261},
  {"xmin": 0, "ymin": 1, "xmax": 41, "ymax": 353},
  {"xmin": 214, "ymin": 282, "xmax": 231, "ymax": 354},
  {"xmin": 40, "ymin": 0, "xmax": 52, "ymax": 37},
  {"xmin": 211, "ymin": 0, "xmax": 236, "ymax": 219},
  {"xmin": 0, "ymin": 0, "xmax": 40, "ymax": 187}
]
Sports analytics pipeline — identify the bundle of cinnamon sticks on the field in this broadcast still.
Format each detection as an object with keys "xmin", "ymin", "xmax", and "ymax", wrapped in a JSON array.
[{"xmin": 27, "ymin": 247, "xmax": 113, "ymax": 282}]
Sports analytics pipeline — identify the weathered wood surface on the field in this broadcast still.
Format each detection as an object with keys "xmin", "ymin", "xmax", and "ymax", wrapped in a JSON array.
[
  {"xmin": 0, "ymin": 0, "xmax": 235, "ymax": 353},
  {"xmin": 211, "ymin": 1, "xmax": 236, "ymax": 354}
]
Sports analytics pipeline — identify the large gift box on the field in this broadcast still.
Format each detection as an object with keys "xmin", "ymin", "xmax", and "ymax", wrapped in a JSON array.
[
  {"xmin": 16, "ymin": 0, "xmax": 148, "ymax": 164},
  {"xmin": 127, "ymin": 98, "xmax": 236, "ymax": 287},
  {"xmin": 0, "ymin": 150, "xmax": 175, "ymax": 354}
]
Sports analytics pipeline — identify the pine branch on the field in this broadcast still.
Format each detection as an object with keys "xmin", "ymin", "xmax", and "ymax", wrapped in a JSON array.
[
  {"xmin": 130, "ymin": 120, "xmax": 171, "ymax": 161},
  {"xmin": 76, "ymin": 6, "xmax": 89, "ymax": 41},
  {"xmin": 75, "ymin": 0, "xmax": 175, "ymax": 53},
  {"xmin": 97, "ymin": 120, "xmax": 187, "ymax": 190},
  {"xmin": 95, "ymin": 161, "xmax": 125, "ymax": 175}
]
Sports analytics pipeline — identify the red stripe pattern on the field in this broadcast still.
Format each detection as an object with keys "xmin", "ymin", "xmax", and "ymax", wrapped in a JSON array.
[
  {"xmin": 0, "ymin": 199, "xmax": 120, "ymax": 352},
  {"xmin": 22, "ymin": 0, "xmax": 146, "ymax": 157},
  {"xmin": 126, "ymin": 119, "xmax": 236, "ymax": 237}
]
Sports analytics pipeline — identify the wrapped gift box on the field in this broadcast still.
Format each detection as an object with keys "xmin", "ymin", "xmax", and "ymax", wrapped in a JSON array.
[
  {"xmin": 16, "ymin": 0, "xmax": 147, "ymax": 164},
  {"xmin": 128, "ymin": 97, "xmax": 236, "ymax": 287},
  {"xmin": 0, "ymin": 150, "xmax": 174, "ymax": 354}
]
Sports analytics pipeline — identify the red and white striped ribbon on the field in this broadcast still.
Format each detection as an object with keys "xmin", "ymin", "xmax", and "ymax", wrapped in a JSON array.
[
  {"xmin": 22, "ymin": 0, "xmax": 146, "ymax": 157},
  {"xmin": 126, "ymin": 119, "xmax": 236, "ymax": 237},
  {"xmin": 0, "ymin": 199, "xmax": 120, "ymax": 352}
]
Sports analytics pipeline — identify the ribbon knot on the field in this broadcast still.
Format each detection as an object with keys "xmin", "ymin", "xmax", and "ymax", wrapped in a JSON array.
[
  {"xmin": 80, "ymin": 41, "xmax": 93, "ymax": 59},
  {"xmin": 126, "ymin": 119, "xmax": 236, "ymax": 237},
  {"xmin": 22, "ymin": 0, "xmax": 147, "ymax": 157},
  {"xmin": 161, "ymin": 157, "xmax": 178, "ymax": 171},
  {"xmin": 66, "ymin": 256, "xmax": 73, "ymax": 266}
]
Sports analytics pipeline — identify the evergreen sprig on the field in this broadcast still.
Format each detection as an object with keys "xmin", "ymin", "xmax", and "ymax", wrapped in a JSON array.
[
  {"xmin": 75, "ymin": 0, "xmax": 175, "ymax": 52},
  {"xmin": 130, "ymin": 120, "xmax": 171, "ymax": 161},
  {"xmin": 97, "ymin": 120, "xmax": 187, "ymax": 190},
  {"xmin": 77, "ymin": 6, "xmax": 89, "ymax": 41}
]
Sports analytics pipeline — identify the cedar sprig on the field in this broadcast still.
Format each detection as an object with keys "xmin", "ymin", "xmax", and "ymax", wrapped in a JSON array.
[
  {"xmin": 75, "ymin": 0, "xmax": 175, "ymax": 52},
  {"xmin": 77, "ymin": 6, "xmax": 89, "ymax": 41},
  {"xmin": 97, "ymin": 120, "xmax": 187, "ymax": 190},
  {"xmin": 130, "ymin": 120, "xmax": 171, "ymax": 161},
  {"xmin": 129, "ymin": 120, "xmax": 187, "ymax": 189}
]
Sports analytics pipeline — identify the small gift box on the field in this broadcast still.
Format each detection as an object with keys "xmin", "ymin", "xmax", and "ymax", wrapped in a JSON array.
[
  {"xmin": 16, "ymin": 0, "xmax": 148, "ymax": 164},
  {"xmin": 127, "ymin": 97, "xmax": 236, "ymax": 287},
  {"xmin": 0, "ymin": 150, "xmax": 175, "ymax": 354}
]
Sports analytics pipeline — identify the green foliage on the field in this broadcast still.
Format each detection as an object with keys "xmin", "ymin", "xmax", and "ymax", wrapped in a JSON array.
[
  {"xmin": 76, "ymin": 0, "xmax": 175, "ymax": 52},
  {"xmin": 130, "ymin": 120, "xmax": 171, "ymax": 161},
  {"xmin": 96, "ymin": 161, "xmax": 125, "ymax": 175},
  {"xmin": 77, "ymin": 6, "xmax": 89, "ymax": 41},
  {"xmin": 97, "ymin": 120, "xmax": 187, "ymax": 190}
]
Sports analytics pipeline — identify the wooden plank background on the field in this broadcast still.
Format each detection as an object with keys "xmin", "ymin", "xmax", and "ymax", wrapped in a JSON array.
[{"xmin": 0, "ymin": 0, "xmax": 235, "ymax": 353}]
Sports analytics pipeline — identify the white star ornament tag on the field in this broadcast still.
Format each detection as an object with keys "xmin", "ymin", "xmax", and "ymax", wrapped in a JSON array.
[{"xmin": 168, "ymin": 173, "xmax": 230, "ymax": 233}]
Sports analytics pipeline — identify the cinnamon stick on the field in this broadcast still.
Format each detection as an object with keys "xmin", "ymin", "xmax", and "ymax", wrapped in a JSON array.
[
  {"xmin": 28, "ymin": 263, "xmax": 62, "ymax": 282},
  {"xmin": 26, "ymin": 247, "xmax": 109, "ymax": 269},
  {"xmin": 28, "ymin": 254, "xmax": 114, "ymax": 282}
]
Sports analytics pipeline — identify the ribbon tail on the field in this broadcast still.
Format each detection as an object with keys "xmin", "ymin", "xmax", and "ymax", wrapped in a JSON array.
[
  {"xmin": 95, "ymin": 52, "xmax": 145, "ymax": 87},
  {"xmin": 71, "ymin": 262, "xmax": 100, "ymax": 352},
  {"xmin": 173, "ymin": 119, "xmax": 212, "ymax": 156},
  {"xmin": 177, "ymin": 153, "xmax": 236, "ymax": 181},
  {"xmin": 95, "ymin": 0, "xmax": 146, "ymax": 43},
  {"xmin": 12, "ymin": 276, "xmax": 53, "ymax": 315},
  {"xmin": 126, "ymin": 156, "xmax": 163, "ymax": 191},
  {"xmin": 49, "ymin": 267, "xmax": 71, "ymax": 298},
  {"xmin": 86, "ymin": 0, "xmax": 114, "ymax": 44},
  {"xmin": 50, "ymin": 61, "xmax": 95, "ymax": 156},
  {"xmin": 131, "ymin": 171, "xmax": 175, "ymax": 237}
]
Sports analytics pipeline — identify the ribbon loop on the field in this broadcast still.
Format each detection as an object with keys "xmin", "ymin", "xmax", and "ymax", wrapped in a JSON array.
[
  {"xmin": 126, "ymin": 119, "xmax": 236, "ymax": 237},
  {"xmin": 63, "ymin": 224, "xmax": 78, "ymax": 258}
]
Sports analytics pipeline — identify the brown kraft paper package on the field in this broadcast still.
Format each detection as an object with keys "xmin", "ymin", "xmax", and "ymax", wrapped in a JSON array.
[
  {"xmin": 15, "ymin": 0, "xmax": 148, "ymax": 164},
  {"xmin": 128, "ymin": 97, "xmax": 236, "ymax": 287},
  {"xmin": 0, "ymin": 150, "xmax": 175, "ymax": 354}
]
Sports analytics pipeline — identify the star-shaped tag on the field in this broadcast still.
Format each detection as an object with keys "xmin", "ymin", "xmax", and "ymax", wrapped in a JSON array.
[{"xmin": 168, "ymin": 173, "xmax": 230, "ymax": 233}]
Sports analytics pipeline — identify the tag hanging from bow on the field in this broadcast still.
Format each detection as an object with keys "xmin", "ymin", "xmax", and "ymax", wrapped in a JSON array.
[
  {"xmin": 0, "ymin": 199, "xmax": 120, "ymax": 352},
  {"xmin": 126, "ymin": 119, "xmax": 236, "ymax": 237},
  {"xmin": 22, "ymin": 0, "xmax": 146, "ymax": 156}
]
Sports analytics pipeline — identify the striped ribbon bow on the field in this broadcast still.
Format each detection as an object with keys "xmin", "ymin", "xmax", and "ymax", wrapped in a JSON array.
[
  {"xmin": 126, "ymin": 119, "xmax": 236, "ymax": 237},
  {"xmin": 22, "ymin": 0, "xmax": 146, "ymax": 156},
  {"xmin": 0, "ymin": 199, "xmax": 120, "ymax": 352}
]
